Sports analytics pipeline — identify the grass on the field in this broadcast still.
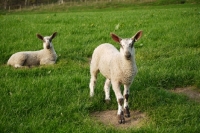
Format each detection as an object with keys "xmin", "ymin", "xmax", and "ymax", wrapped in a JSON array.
[{"xmin": 0, "ymin": 3, "xmax": 200, "ymax": 133}]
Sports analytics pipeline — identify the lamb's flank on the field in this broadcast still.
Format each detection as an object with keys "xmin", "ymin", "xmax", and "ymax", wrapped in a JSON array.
[{"xmin": 89, "ymin": 30, "xmax": 142, "ymax": 124}]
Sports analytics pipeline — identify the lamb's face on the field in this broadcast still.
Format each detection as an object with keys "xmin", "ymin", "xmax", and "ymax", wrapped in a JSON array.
[
  {"xmin": 43, "ymin": 36, "xmax": 52, "ymax": 49},
  {"xmin": 120, "ymin": 39, "xmax": 135, "ymax": 60},
  {"xmin": 111, "ymin": 31, "xmax": 142, "ymax": 61},
  {"xmin": 37, "ymin": 32, "xmax": 57, "ymax": 50}
]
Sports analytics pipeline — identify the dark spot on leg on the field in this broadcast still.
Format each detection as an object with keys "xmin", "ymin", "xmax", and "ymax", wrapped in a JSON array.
[
  {"xmin": 124, "ymin": 94, "xmax": 130, "ymax": 117},
  {"xmin": 124, "ymin": 106, "xmax": 130, "ymax": 117},
  {"xmin": 124, "ymin": 94, "xmax": 129, "ymax": 101},
  {"xmin": 118, "ymin": 98, "xmax": 124, "ymax": 106}
]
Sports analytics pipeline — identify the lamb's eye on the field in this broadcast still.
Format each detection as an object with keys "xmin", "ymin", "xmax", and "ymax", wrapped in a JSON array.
[{"xmin": 130, "ymin": 42, "xmax": 134, "ymax": 47}]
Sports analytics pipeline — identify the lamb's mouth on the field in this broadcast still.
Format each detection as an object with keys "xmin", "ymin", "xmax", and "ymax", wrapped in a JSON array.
[
  {"xmin": 46, "ymin": 45, "xmax": 51, "ymax": 49},
  {"xmin": 125, "ymin": 55, "xmax": 131, "ymax": 60}
]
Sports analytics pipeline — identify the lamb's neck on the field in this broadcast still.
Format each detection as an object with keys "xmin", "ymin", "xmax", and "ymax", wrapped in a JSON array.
[
  {"xmin": 50, "ymin": 46, "xmax": 56, "ymax": 54},
  {"xmin": 121, "ymin": 56, "xmax": 137, "ymax": 76},
  {"xmin": 122, "ymin": 57, "xmax": 134, "ymax": 67},
  {"xmin": 45, "ymin": 46, "xmax": 56, "ymax": 54}
]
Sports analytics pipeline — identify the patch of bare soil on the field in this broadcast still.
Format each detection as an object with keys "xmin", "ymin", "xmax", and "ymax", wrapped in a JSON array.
[
  {"xmin": 171, "ymin": 86, "xmax": 200, "ymax": 102},
  {"xmin": 91, "ymin": 110, "xmax": 146, "ymax": 129}
]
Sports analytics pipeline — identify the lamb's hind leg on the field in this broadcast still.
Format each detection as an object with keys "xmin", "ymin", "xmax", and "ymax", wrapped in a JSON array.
[
  {"xmin": 14, "ymin": 64, "xmax": 23, "ymax": 68},
  {"xmin": 89, "ymin": 69, "xmax": 98, "ymax": 97},
  {"xmin": 123, "ymin": 85, "xmax": 131, "ymax": 117},
  {"xmin": 104, "ymin": 79, "xmax": 111, "ymax": 103}
]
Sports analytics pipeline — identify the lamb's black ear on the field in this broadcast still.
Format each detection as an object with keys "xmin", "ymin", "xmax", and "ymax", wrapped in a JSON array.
[
  {"xmin": 111, "ymin": 33, "xmax": 122, "ymax": 43},
  {"xmin": 37, "ymin": 34, "xmax": 44, "ymax": 41},
  {"xmin": 51, "ymin": 32, "xmax": 57, "ymax": 40},
  {"xmin": 131, "ymin": 30, "xmax": 143, "ymax": 42}
]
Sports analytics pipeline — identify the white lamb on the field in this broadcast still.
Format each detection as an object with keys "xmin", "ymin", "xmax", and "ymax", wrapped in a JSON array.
[
  {"xmin": 7, "ymin": 32, "xmax": 57, "ymax": 68},
  {"xmin": 89, "ymin": 30, "xmax": 143, "ymax": 124}
]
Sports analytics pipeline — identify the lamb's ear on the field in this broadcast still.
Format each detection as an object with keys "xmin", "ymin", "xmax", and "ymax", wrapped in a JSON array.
[
  {"xmin": 131, "ymin": 30, "xmax": 143, "ymax": 42},
  {"xmin": 111, "ymin": 33, "xmax": 122, "ymax": 43},
  {"xmin": 37, "ymin": 34, "xmax": 44, "ymax": 41},
  {"xmin": 51, "ymin": 32, "xmax": 57, "ymax": 40}
]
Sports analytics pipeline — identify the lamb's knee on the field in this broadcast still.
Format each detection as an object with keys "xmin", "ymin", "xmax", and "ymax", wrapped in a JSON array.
[
  {"xmin": 90, "ymin": 77, "xmax": 96, "ymax": 85},
  {"xmin": 118, "ymin": 98, "xmax": 124, "ymax": 106},
  {"xmin": 90, "ymin": 69, "xmax": 98, "ymax": 78},
  {"xmin": 124, "ymin": 94, "xmax": 129, "ymax": 101},
  {"xmin": 90, "ymin": 70, "xmax": 98, "ymax": 85},
  {"xmin": 14, "ymin": 64, "xmax": 22, "ymax": 68}
]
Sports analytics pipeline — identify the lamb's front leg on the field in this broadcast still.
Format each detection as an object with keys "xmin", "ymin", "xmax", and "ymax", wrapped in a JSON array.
[
  {"xmin": 117, "ymin": 98, "xmax": 125, "ymax": 124},
  {"xmin": 123, "ymin": 85, "xmax": 130, "ymax": 117},
  {"xmin": 112, "ymin": 82, "xmax": 125, "ymax": 124},
  {"xmin": 14, "ymin": 64, "xmax": 23, "ymax": 68}
]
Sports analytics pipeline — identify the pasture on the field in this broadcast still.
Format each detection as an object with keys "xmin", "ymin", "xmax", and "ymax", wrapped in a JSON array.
[{"xmin": 0, "ymin": 3, "xmax": 200, "ymax": 133}]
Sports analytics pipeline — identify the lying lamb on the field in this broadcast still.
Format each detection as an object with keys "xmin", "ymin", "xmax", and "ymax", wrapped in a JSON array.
[
  {"xmin": 7, "ymin": 32, "xmax": 57, "ymax": 68},
  {"xmin": 89, "ymin": 30, "xmax": 143, "ymax": 124}
]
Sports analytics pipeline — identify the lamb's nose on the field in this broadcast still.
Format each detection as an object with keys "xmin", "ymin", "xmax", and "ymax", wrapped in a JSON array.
[
  {"xmin": 46, "ymin": 44, "xmax": 50, "ymax": 49},
  {"xmin": 125, "ymin": 52, "xmax": 131, "ymax": 59}
]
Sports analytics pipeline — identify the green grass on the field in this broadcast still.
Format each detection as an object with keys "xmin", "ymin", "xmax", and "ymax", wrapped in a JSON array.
[{"xmin": 0, "ymin": 3, "xmax": 200, "ymax": 133}]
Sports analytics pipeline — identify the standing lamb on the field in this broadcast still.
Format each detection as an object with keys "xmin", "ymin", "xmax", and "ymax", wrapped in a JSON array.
[
  {"xmin": 89, "ymin": 30, "xmax": 143, "ymax": 124},
  {"xmin": 7, "ymin": 32, "xmax": 58, "ymax": 68}
]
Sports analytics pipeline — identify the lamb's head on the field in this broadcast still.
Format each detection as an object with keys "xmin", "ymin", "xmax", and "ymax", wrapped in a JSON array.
[
  {"xmin": 37, "ymin": 32, "xmax": 57, "ymax": 49},
  {"xmin": 111, "ymin": 30, "xmax": 142, "ymax": 60}
]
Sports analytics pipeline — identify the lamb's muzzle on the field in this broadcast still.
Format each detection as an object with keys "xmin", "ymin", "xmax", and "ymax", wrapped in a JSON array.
[{"xmin": 125, "ymin": 51, "xmax": 131, "ymax": 60}]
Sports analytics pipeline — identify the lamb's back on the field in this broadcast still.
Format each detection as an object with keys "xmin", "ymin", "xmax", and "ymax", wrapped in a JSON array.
[
  {"xmin": 91, "ymin": 43, "xmax": 119, "ymax": 79},
  {"xmin": 7, "ymin": 51, "xmax": 41, "ymax": 66}
]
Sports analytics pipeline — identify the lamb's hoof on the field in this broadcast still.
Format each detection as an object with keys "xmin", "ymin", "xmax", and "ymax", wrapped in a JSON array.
[
  {"xmin": 124, "ymin": 107, "xmax": 130, "ymax": 118},
  {"xmin": 117, "ymin": 114, "xmax": 125, "ymax": 124},
  {"xmin": 125, "ymin": 113, "xmax": 130, "ymax": 118},
  {"xmin": 105, "ymin": 99, "xmax": 111, "ymax": 104}
]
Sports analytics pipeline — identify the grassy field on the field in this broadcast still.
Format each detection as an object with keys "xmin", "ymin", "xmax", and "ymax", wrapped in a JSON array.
[{"xmin": 0, "ymin": 3, "xmax": 200, "ymax": 133}]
